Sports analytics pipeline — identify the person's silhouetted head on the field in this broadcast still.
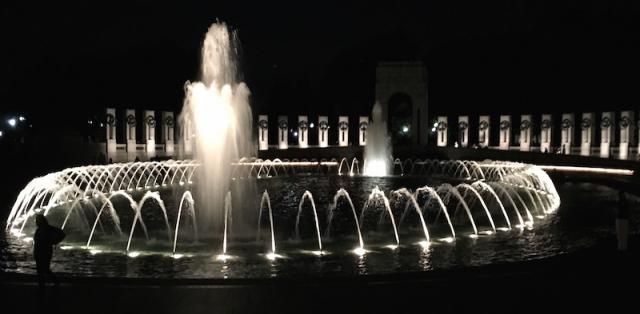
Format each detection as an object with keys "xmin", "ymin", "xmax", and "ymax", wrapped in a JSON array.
[{"xmin": 35, "ymin": 214, "xmax": 49, "ymax": 229}]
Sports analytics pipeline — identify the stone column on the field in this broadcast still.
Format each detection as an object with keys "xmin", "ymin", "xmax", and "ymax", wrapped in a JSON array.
[
  {"xmin": 619, "ymin": 110, "xmax": 634, "ymax": 160},
  {"xmin": 560, "ymin": 113, "xmax": 574, "ymax": 155},
  {"xmin": 162, "ymin": 111, "xmax": 175, "ymax": 156},
  {"xmin": 257, "ymin": 115, "xmax": 269, "ymax": 151},
  {"xmin": 105, "ymin": 108, "xmax": 117, "ymax": 160},
  {"xmin": 580, "ymin": 113, "xmax": 594, "ymax": 156},
  {"xmin": 540, "ymin": 114, "xmax": 552, "ymax": 153},
  {"xmin": 436, "ymin": 116, "xmax": 448, "ymax": 147},
  {"xmin": 318, "ymin": 116, "xmax": 329, "ymax": 148},
  {"xmin": 125, "ymin": 109, "xmax": 137, "ymax": 161},
  {"xmin": 457, "ymin": 116, "xmax": 469, "ymax": 148},
  {"xmin": 520, "ymin": 114, "xmax": 532, "ymax": 152},
  {"xmin": 338, "ymin": 116, "xmax": 349, "ymax": 147},
  {"xmin": 278, "ymin": 115, "xmax": 288, "ymax": 150},
  {"xmin": 359, "ymin": 116, "xmax": 369, "ymax": 146},
  {"xmin": 499, "ymin": 115, "xmax": 511, "ymax": 150},
  {"xmin": 600, "ymin": 112, "xmax": 614, "ymax": 158},
  {"xmin": 479, "ymin": 115, "xmax": 490, "ymax": 148},
  {"xmin": 298, "ymin": 115, "xmax": 309, "ymax": 148},
  {"xmin": 143, "ymin": 110, "xmax": 156, "ymax": 158},
  {"xmin": 183, "ymin": 116, "xmax": 193, "ymax": 156}
]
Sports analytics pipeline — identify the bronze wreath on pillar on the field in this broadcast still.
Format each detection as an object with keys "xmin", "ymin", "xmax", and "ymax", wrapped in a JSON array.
[
  {"xmin": 146, "ymin": 116, "xmax": 156, "ymax": 127},
  {"xmin": 106, "ymin": 113, "xmax": 116, "ymax": 126},
  {"xmin": 541, "ymin": 119, "xmax": 551, "ymax": 130},
  {"xmin": 298, "ymin": 120, "xmax": 308, "ymax": 131}
]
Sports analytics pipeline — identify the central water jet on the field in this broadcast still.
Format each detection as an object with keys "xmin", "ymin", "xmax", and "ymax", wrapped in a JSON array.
[
  {"xmin": 363, "ymin": 102, "xmax": 392, "ymax": 176},
  {"xmin": 179, "ymin": 22, "xmax": 255, "ymax": 234}
]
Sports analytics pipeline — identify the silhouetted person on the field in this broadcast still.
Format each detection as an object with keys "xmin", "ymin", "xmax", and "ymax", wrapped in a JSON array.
[
  {"xmin": 616, "ymin": 192, "xmax": 630, "ymax": 253},
  {"xmin": 34, "ymin": 214, "xmax": 64, "ymax": 289},
  {"xmin": 108, "ymin": 158, "xmax": 113, "ymax": 164},
  {"xmin": 135, "ymin": 156, "xmax": 140, "ymax": 162}
]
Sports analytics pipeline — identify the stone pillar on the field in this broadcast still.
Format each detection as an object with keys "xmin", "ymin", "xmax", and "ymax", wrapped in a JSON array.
[
  {"xmin": 105, "ymin": 108, "xmax": 117, "ymax": 160},
  {"xmin": 436, "ymin": 116, "xmax": 448, "ymax": 147},
  {"xmin": 298, "ymin": 115, "xmax": 309, "ymax": 148},
  {"xmin": 479, "ymin": 115, "xmax": 490, "ymax": 148},
  {"xmin": 580, "ymin": 113, "xmax": 594, "ymax": 156},
  {"xmin": 499, "ymin": 115, "xmax": 511, "ymax": 150},
  {"xmin": 143, "ymin": 110, "xmax": 156, "ymax": 158},
  {"xmin": 637, "ymin": 120, "xmax": 640, "ymax": 160},
  {"xmin": 359, "ymin": 116, "xmax": 369, "ymax": 146},
  {"xmin": 619, "ymin": 110, "xmax": 634, "ymax": 160},
  {"xmin": 257, "ymin": 115, "xmax": 269, "ymax": 151},
  {"xmin": 560, "ymin": 113, "xmax": 574, "ymax": 155},
  {"xmin": 457, "ymin": 116, "xmax": 469, "ymax": 148},
  {"xmin": 520, "ymin": 114, "xmax": 532, "ymax": 152},
  {"xmin": 318, "ymin": 116, "xmax": 329, "ymax": 148},
  {"xmin": 162, "ymin": 111, "xmax": 175, "ymax": 156},
  {"xmin": 540, "ymin": 114, "xmax": 552, "ymax": 153},
  {"xmin": 600, "ymin": 112, "xmax": 614, "ymax": 158},
  {"xmin": 278, "ymin": 115, "xmax": 288, "ymax": 150},
  {"xmin": 338, "ymin": 116, "xmax": 349, "ymax": 147},
  {"xmin": 182, "ymin": 116, "xmax": 193, "ymax": 156},
  {"xmin": 125, "ymin": 109, "xmax": 137, "ymax": 161}
]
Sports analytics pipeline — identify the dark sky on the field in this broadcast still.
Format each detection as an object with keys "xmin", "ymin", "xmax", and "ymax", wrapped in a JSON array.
[{"xmin": 1, "ymin": 1, "xmax": 639, "ymax": 129}]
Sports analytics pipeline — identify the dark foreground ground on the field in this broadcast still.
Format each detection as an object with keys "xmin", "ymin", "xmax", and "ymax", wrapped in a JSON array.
[{"xmin": 1, "ymin": 236, "xmax": 638, "ymax": 314}]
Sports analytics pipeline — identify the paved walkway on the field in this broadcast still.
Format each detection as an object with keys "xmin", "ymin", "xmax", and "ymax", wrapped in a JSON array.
[{"xmin": 1, "ymin": 238, "xmax": 638, "ymax": 314}]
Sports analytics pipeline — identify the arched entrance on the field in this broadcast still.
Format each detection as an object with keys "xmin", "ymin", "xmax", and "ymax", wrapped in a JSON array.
[
  {"xmin": 375, "ymin": 62, "xmax": 428, "ymax": 146},
  {"xmin": 388, "ymin": 93, "xmax": 413, "ymax": 146}
]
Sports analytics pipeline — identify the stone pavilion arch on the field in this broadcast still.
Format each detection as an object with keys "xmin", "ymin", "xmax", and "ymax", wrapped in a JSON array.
[{"xmin": 375, "ymin": 61, "xmax": 428, "ymax": 146}]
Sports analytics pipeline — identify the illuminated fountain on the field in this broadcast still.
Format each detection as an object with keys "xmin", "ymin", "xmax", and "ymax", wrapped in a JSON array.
[
  {"xmin": 5, "ymin": 159, "xmax": 560, "ymax": 258},
  {"xmin": 179, "ymin": 22, "xmax": 255, "ymax": 234},
  {"xmin": 1, "ymin": 21, "xmax": 568, "ymax": 279},
  {"xmin": 363, "ymin": 101, "xmax": 392, "ymax": 176}
]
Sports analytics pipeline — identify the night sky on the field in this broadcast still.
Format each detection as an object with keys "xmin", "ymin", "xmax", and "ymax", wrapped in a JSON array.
[{"xmin": 1, "ymin": 1, "xmax": 639, "ymax": 131}]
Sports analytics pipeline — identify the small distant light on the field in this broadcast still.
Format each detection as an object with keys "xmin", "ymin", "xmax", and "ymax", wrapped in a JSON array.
[
  {"xmin": 309, "ymin": 122, "xmax": 315, "ymax": 128},
  {"xmin": 216, "ymin": 254, "xmax": 232, "ymax": 261},
  {"xmin": 88, "ymin": 120, "xmax": 93, "ymax": 125},
  {"xmin": 431, "ymin": 127, "xmax": 436, "ymax": 132},
  {"xmin": 439, "ymin": 237, "xmax": 455, "ymax": 243},
  {"xmin": 454, "ymin": 142, "xmax": 459, "ymax": 148},
  {"xmin": 433, "ymin": 122, "xmax": 438, "ymax": 127},
  {"xmin": 19, "ymin": 116, "xmax": 25, "ymax": 121},
  {"xmin": 99, "ymin": 123, "xmax": 104, "ymax": 127},
  {"xmin": 293, "ymin": 131, "xmax": 298, "ymax": 137},
  {"xmin": 353, "ymin": 247, "xmax": 366, "ymax": 256},
  {"xmin": 8, "ymin": 118, "xmax": 16, "ymax": 127},
  {"xmin": 0, "ymin": 131, "xmax": 3, "ymax": 137},
  {"xmin": 127, "ymin": 251, "xmax": 141, "ymax": 258},
  {"xmin": 402, "ymin": 126, "xmax": 409, "ymax": 133}
]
